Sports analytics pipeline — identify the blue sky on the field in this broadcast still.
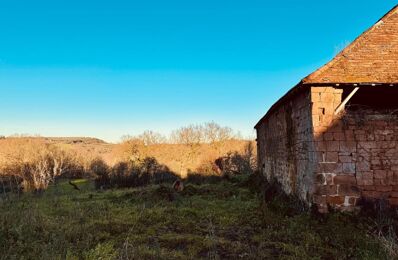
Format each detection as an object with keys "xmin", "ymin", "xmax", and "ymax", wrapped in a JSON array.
[{"xmin": 0, "ymin": 1, "xmax": 396, "ymax": 142}]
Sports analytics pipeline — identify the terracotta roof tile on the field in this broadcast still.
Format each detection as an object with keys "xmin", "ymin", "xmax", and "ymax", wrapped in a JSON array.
[
  {"xmin": 303, "ymin": 5, "xmax": 398, "ymax": 84},
  {"xmin": 255, "ymin": 5, "xmax": 398, "ymax": 128}
]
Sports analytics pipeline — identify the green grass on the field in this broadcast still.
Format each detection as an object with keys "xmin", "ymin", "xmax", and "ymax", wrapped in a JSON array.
[{"xmin": 0, "ymin": 177, "xmax": 390, "ymax": 259}]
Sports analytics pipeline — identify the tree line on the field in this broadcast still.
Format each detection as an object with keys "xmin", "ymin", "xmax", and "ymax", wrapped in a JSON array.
[{"xmin": 121, "ymin": 122, "xmax": 243, "ymax": 146}]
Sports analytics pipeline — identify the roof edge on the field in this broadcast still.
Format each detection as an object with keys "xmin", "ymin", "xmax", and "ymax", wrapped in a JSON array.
[
  {"xmin": 302, "ymin": 4, "xmax": 398, "ymax": 84},
  {"xmin": 254, "ymin": 81, "xmax": 306, "ymax": 129}
]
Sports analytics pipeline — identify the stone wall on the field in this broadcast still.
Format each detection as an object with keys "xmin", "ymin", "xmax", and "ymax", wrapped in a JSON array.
[
  {"xmin": 257, "ymin": 86, "xmax": 398, "ymax": 212},
  {"xmin": 256, "ymin": 89, "xmax": 316, "ymax": 202},
  {"xmin": 312, "ymin": 86, "xmax": 398, "ymax": 212}
]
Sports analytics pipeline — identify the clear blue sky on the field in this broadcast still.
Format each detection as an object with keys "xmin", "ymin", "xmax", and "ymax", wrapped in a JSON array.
[{"xmin": 0, "ymin": 1, "xmax": 396, "ymax": 142}]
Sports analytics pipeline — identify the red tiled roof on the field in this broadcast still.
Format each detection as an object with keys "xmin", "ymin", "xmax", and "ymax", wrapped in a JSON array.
[
  {"xmin": 255, "ymin": 5, "xmax": 398, "ymax": 128},
  {"xmin": 303, "ymin": 5, "xmax": 398, "ymax": 84}
]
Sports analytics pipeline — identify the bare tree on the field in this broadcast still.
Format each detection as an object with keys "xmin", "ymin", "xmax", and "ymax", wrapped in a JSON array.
[
  {"xmin": 170, "ymin": 124, "xmax": 204, "ymax": 145},
  {"xmin": 138, "ymin": 130, "xmax": 167, "ymax": 146},
  {"xmin": 203, "ymin": 122, "xmax": 235, "ymax": 143},
  {"xmin": 0, "ymin": 138, "xmax": 81, "ymax": 191}
]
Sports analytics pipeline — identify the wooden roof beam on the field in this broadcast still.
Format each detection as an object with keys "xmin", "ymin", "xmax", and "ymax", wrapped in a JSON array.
[{"xmin": 334, "ymin": 87, "xmax": 360, "ymax": 115}]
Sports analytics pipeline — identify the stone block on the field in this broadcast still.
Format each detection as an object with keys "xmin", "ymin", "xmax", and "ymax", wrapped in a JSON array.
[
  {"xmin": 326, "ymin": 152, "xmax": 338, "ymax": 162},
  {"xmin": 313, "ymin": 195, "xmax": 327, "ymax": 204},
  {"xmin": 340, "ymin": 141, "xmax": 357, "ymax": 153},
  {"xmin": 334, "ymin": 175, "xmax": 356, "ymax": 185},
  {"xmin": 374, "ymin": 170, "xmax": 387, "ymax": 179},
  {"xmin": 324, "ymin": 133, "xmax": 334, "ymax": 141},
  {"xmin": 314, "ymin": 185, "xmax": 337, "ymax": 195},
  {"xmin": 375, "ymin": 186, "xmax": 393, "ymax": 192},
  {"xmin": 317, "ymin": 162, "xmax": 342, "ymax": 173},
  {"xmin": 389, "ymin": 192, "xmax": 398, "ymax": 198},
  {"xmin": 389, "ymin": 198, "xmax": 398, "ymax": 206},
  {"xmin": 339, "ymin": 155, "xmax": 352, "ymax": 163},
  {"xmin": 342, "ymin": 163, "xmax": 356, "ymax": 174},
  {"xmin": 338, "ymin": 185, "xmax": 361, "ymax": 196},
  {"xmin": 357, "ymin": 161, "xmax": 371, "ymax": 172},
  {"xmin": 334, "ymin": 132, "xmax": 346, "ymax": 141},
  {"xmin": 326, "ymin": 141, "xmax": 340, "ymax": 152},
  {"xmin": 362, "ymin": 191, "xmax": 383, "ymax": 199},
  {"xmin": 327, "ymin": 196, "xmax": 345, "ymax": 205}
]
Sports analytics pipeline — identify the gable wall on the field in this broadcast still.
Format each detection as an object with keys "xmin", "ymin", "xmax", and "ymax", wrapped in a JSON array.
[{"xmin": 312, "ymin": 86, "xmax": 398, "ymax": 212}]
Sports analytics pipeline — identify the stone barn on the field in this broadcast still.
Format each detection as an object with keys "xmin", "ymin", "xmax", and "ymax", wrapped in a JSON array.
[{"xmin": 255, "ymin": 5, "xmax": 398, "ymax": 213}]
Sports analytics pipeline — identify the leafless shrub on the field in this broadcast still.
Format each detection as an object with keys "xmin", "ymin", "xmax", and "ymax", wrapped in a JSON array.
[{"xmin": 0, "ymin": 138, "xmax": 86, "ymax": 192}]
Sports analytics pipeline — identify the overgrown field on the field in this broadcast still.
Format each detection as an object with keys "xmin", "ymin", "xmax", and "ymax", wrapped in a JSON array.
[{"xmin": 0, "ymin": 177, "xmax": 391, "ymax": 259}]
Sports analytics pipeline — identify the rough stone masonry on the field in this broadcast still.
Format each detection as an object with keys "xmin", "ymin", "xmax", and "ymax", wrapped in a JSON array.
[{"xmin": 255, "ymin": 5, "xmax": 398, "ymax": 213}]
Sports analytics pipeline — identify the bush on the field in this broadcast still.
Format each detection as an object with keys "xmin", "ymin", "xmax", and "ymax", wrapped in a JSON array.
[{"xmin": 94, "ymin": 157, "xmax": 178, "ymax": 189}]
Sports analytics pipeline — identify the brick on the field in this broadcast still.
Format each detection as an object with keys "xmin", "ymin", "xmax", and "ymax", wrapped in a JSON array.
[
  {"xmin": 375, "ymin": 135, "xmax": 386, "ymax": 141},
  {"xmin": 339, "ymin": 155, "xmax": 352, "ymax": 163},
  {"xmin": 340, "ymin": 141, "xmax": 357, "ymax": 153},
  {"xmin": 389, "ymin": 192, "xmax": 398, "ymax": 198},
  {"xmin": 357, "ymin": 161, "xmax": 371, "ymax": 172},
  {"xmin": 333, "ymin": 132, "xmax": 346, "ymax": 141},
  {"xmin": 375, "ymin": 129, "xmax": 393, "ymax": 135},
  {"xmin": 342, "ymin": 163, "xmax": 356, "ymax": 174},
  {"xmin": 317, "ymin": 162, "xmax": 342, "ymax": 173},
  {"xmin": 362, "ymin": 191, "xmax": 383, "ymax": 199},
  {"xmin": 360, "ymin": 171, "xmax": 374, "ymax": 181},
  {"xmin": 357, "ymin": 178, "xmax": 374, "ymax": 186},
  {"xmin": 338, "ymin": 185, "xmax": 361, "ymax": 196},
  {"xmin": 327, "ymin": 196, "xmax": 345, "ymax": 205},
  {"xmin": 348, "ymin": 197, "xmax": 358, "ymax": 206},
  {"xmin": 371, "ymin": 159, "xmax": 381, "ymax": 166},
  {"xmin": 321, "ymin": 115, "xmax": 334, "ymax": 126},
  {"xmin": 315, "ymin": 141, "xmax": 326, "ymax": 151},
  {"xmin": 326, "ymin": 152, "xmax": 338, "ymax": 162},
  {"xmin": 356, "ymin": 134, "xmax": 366, "ymax": 141},
  {"xmin": 314, "ymin": 185, "xmax": 337, "ymax": 195},
  {"xmin": 328, "ymin": 122, "xmax": 344, "ymax": 133},
  {"xmin": 374, "ymin": 179, "xmax": 389, "ymax": 186},
  {"xmin": 312, "ymin": 114, "xmax": 321, "ymax": 126},
  {"xmin": 320, "ymin": 93, "xmax": 334, "ymax": 103},
  {"xmin": 355, "ymin": 130, "xmax": 366, "ymax": 135},
  {"xmin": 311, "ymin": 87, "xmax": 327, "ymax": 93},
  {"xmin": 358, "ymin": 141, "xmax": 377, "ymax": 150},
  {"xmin": 387, "ymin": 171, "xmax": 395, "ymax": 185},
  {"xmin": 323, "ymin": 132, "xmax": 334, "ymax": 141},
  {"xmin": 389, "ymin": 198, "xmax": 398, "ymax": 206},
  {"xmin": 345, "ymin": 130, "xmax": 355, "ymax": 141},
  {"xmin": 326, "ymin": 141, "xmax": 340, "ymax": 152},
  {"xmin": 313, "ymin": 195, "xmax": 327, "ymax": 204},
  {"xmin": 334, "ymin": 175, "xmax": 356, "ymax": 185},
  {"xmin": 374, "ymin": 170, "xmax": 387, "ymax": 179},
  {"xmin": 375, "ymin": 186, "xmax": 393, "ymax": 192},
  {"xmin": 315, "ymin": 174, "xmax": 325, "ymax": 184},
  {"xmin": 361, "ymin": 185, "xmax": 375, "ymax": 191},
  {"xmin": 324, "ymin": 173, "xmax": 335, "ymax": 185},
  {"xmin": 313, "ymin": 126, "xmax": 328, "ymax": 134}
]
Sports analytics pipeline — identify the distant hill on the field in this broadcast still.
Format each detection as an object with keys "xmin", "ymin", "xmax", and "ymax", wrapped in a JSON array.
[
  {"xmin": 42, "ymin": 137, "xmax": 108, "ymax": 145},
  {"xmin": 0, "ymin": 136, "xmax": 115, "ymax": 164}
]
